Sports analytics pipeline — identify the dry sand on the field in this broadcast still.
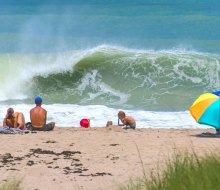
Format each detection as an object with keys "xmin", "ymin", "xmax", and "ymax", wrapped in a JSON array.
[{"xmin": 0, "ymin": 126, "xmax": 219, "ymax": 190}]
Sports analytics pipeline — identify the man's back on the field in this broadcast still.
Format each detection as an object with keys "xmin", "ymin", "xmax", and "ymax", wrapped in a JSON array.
[{"xmin": 30, "ymin": 106, "xmax": 47, "ymax": 128}]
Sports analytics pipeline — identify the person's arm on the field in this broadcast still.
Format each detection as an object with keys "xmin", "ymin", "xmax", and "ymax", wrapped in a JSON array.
[
  {"xmin": 119, "ymin": 118, "xmax": 128, "ymax": 126},
  {"xmin": 118, "ymin": 118, "xmax": 124, "ymax": 126},
  {"xmin": 30, "ymin": 110, "xmax": 32, "ymax": 123},
  {"xmin": 13, "ymin": 113, "xmax": 18, "ymax": 128},
  {"xmin": 14, "ymin": 117, "xmax": 18, "ymax": 128},
  {"xmin": 3, "ymin": 118, "xmax": 7, "ymax": 127},
  {"xmin": 44, "ymin": 111, "xmax": 47, "ymax": 125}
]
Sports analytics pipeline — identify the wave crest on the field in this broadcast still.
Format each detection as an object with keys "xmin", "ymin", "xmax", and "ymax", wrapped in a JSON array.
[{"xmin": 0, "ymin": 45, "xmax": 219, "ymax": 111}]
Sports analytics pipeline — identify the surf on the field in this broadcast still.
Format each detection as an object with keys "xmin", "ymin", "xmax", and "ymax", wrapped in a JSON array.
[{"xmin": 0, "ymin": 45, "xmax": 219, "ymax": 111}]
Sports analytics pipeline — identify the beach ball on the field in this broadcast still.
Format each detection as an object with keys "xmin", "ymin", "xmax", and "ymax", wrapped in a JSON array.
[{"xmin": 80, "ymin": 118, "xmax": 90, "ymax": 128}]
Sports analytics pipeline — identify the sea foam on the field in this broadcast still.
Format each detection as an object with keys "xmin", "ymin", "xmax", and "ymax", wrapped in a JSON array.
[{"xmin": 0, "ymin": 103, "xmax": 206, "ymax": 129}]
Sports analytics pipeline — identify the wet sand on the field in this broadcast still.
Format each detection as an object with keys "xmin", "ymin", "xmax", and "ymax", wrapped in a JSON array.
[{"xmin": 0, "ymin": 126, "xmax": 219, "ymax": 190}]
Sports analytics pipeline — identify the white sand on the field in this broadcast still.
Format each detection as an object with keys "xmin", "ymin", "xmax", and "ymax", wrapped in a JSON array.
[{"xmin": 0, "ymin": 127, "xmax": 219, "ymax": 190}]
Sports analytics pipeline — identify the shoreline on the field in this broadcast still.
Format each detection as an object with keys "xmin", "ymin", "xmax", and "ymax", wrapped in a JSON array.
[{"xmin": 0, "ymin": 127, "xmax": 219, "ymax": 190}]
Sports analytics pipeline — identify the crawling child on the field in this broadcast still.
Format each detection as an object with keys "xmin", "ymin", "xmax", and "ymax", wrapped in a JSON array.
[{"xmin": 118, "ymin": 111, "xmax": 136, "ymax": 129}]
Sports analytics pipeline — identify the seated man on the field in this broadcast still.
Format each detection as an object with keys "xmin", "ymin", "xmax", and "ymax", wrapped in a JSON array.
[
  {"xmin": 28, "ymin": 96, "xmax": 55, "ymax": 131},
  {"xmin": 3, "ymin": 108, "xmax": 26, "ymax": 129}
]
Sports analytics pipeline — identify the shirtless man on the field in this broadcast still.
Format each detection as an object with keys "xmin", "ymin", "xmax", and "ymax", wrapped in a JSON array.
[
  {"xmin": 29, "ymin": 96, "xmax": 55, "ymax": 131},
  {"xmin": 3, "ymin": 108, "xmax": 26, "ymax": 129},
  {"xmin": 118, "ymin": 111, "xmax": 136, "ymax": 129}
]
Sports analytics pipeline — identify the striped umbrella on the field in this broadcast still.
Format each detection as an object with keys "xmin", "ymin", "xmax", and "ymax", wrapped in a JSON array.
[
  {"xmin": 212, "ymin": 90, "xmax": 220, "ymax": 96},
  {"xmin": 189, "ymin": 91, "xmax": 220, "ymax": 129}
]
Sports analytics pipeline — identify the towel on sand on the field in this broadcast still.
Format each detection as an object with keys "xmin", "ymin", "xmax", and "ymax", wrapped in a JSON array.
[{"xmin": 0, "ymin": 127, "xmax": 28, "ymax": 134}]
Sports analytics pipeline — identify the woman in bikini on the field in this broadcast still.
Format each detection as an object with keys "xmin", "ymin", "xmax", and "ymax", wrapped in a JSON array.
[{"xmin": 3, "ymin": 108, "xmax": 26, "ymax": 129}]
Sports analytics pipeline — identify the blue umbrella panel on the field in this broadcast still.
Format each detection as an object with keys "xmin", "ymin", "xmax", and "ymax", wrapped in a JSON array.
[{"xmin": 198, "ymin": 99, "xmax": 220, "ymax": 129}]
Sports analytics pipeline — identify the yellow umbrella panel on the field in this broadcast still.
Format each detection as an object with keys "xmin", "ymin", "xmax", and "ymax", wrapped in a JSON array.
[{"xmin": 189, "ymin": 93, "xmax": 219, "ymax": 122}]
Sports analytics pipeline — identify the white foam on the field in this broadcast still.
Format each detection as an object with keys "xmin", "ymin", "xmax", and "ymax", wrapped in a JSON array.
[
  {"xmin": 77, "ymin": 70, "xmax": 129, "ymax": 105},
  {"xmin": 0, "ymin": 50, "xmax": 89, "ymax": 101},
  {"xmin": 0, "ymin": 44, "xmax": 219, "ymax": 102},
  {"xmin": 0, "ymin": 104, "xmax": 209, "ymax": 129}
]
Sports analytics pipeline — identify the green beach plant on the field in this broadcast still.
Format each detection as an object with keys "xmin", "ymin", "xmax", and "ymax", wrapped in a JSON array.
[
  {"xmin": 119, "ymin": 152, "xmax": 220, "ymax": 190},
  {"xmin": 0, "ymin": 179, "xmax": 21, "ymax": 190}
]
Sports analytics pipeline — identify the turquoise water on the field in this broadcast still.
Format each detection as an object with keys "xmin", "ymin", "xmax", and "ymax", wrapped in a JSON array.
[
  {"xmin": 1, "ymin": 1, "xmax": 220, "ymax": 53},
  {"xmin": 0, "ymin": 1, "xmax": 219, "ymax": 127}
]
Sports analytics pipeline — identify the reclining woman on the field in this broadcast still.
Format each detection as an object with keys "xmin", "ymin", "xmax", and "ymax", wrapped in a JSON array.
[{"xmin": 3, "ymin": 108, "xmax": 26, "ymax": 129}]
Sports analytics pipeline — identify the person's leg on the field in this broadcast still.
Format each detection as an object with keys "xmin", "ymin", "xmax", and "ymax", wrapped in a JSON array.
[
  {"xmin": 17, "ymin": 112, "xmax": 25, "ymax": 129},
  {"xmin": 25, "ymin": 122, "xmax": 32, "ymax": 130},
  {"xmin": 6, "ymin": 119, "xmax": 13, "ymax": 128},
  {"xmin": 25, "ymin": 122, "xmax": 42, "ymax": 131},
  {"xmin": 130, "ymin": 125, "xmax": 136, "ymax": 129},
  {"xmin": 43, "ymin": 122, "xmax": 55, "ymax": 131},
  {"xmin": 122, "ymin": 125, "xmax": 136, "ymax": 129}
]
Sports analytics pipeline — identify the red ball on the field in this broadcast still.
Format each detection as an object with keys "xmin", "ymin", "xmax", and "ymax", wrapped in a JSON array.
[{"xmin": 80, "ymin": 119, "xmax": 90, "ymax": 128}]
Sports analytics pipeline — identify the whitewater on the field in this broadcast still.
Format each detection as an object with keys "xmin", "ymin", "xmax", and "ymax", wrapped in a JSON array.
[{"xmin": 0, "ymin": 45, "xmax": 219, "ymax": 128}]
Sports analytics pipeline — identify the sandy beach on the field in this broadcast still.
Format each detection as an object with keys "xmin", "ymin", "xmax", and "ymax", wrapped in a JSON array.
[
  {"xmin": 1, "ymin": 1, "xmax": 219, "ymax": 189},
  {"xmin": 0, "ymin": 127, "xmax": 219, "ymax": 190}
]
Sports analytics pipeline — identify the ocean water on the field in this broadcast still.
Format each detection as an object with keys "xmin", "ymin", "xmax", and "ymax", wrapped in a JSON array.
[{"xmin": 0, "ymin": 1, "xmax": 219, "ymax": 128}]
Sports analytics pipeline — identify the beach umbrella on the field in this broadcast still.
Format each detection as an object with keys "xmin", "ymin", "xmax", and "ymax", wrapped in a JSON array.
[
  {"xmin": 189, "ymin": 92, "xmax": 220, "ymax": 129},
  {"xmin": 212, "ymin": 90, "xmax": 220, "ymax": 96}
]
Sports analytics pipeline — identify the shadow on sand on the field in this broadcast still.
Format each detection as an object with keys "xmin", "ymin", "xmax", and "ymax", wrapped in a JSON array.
[{"xmin": 192, "ymin": 132, "xmax": 220, "ymax": 138}]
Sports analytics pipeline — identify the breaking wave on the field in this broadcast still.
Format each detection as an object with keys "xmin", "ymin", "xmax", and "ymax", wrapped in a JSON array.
[{"xmin": 0, "ymin": 45, "xmax": 219, "ymax": 111}]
